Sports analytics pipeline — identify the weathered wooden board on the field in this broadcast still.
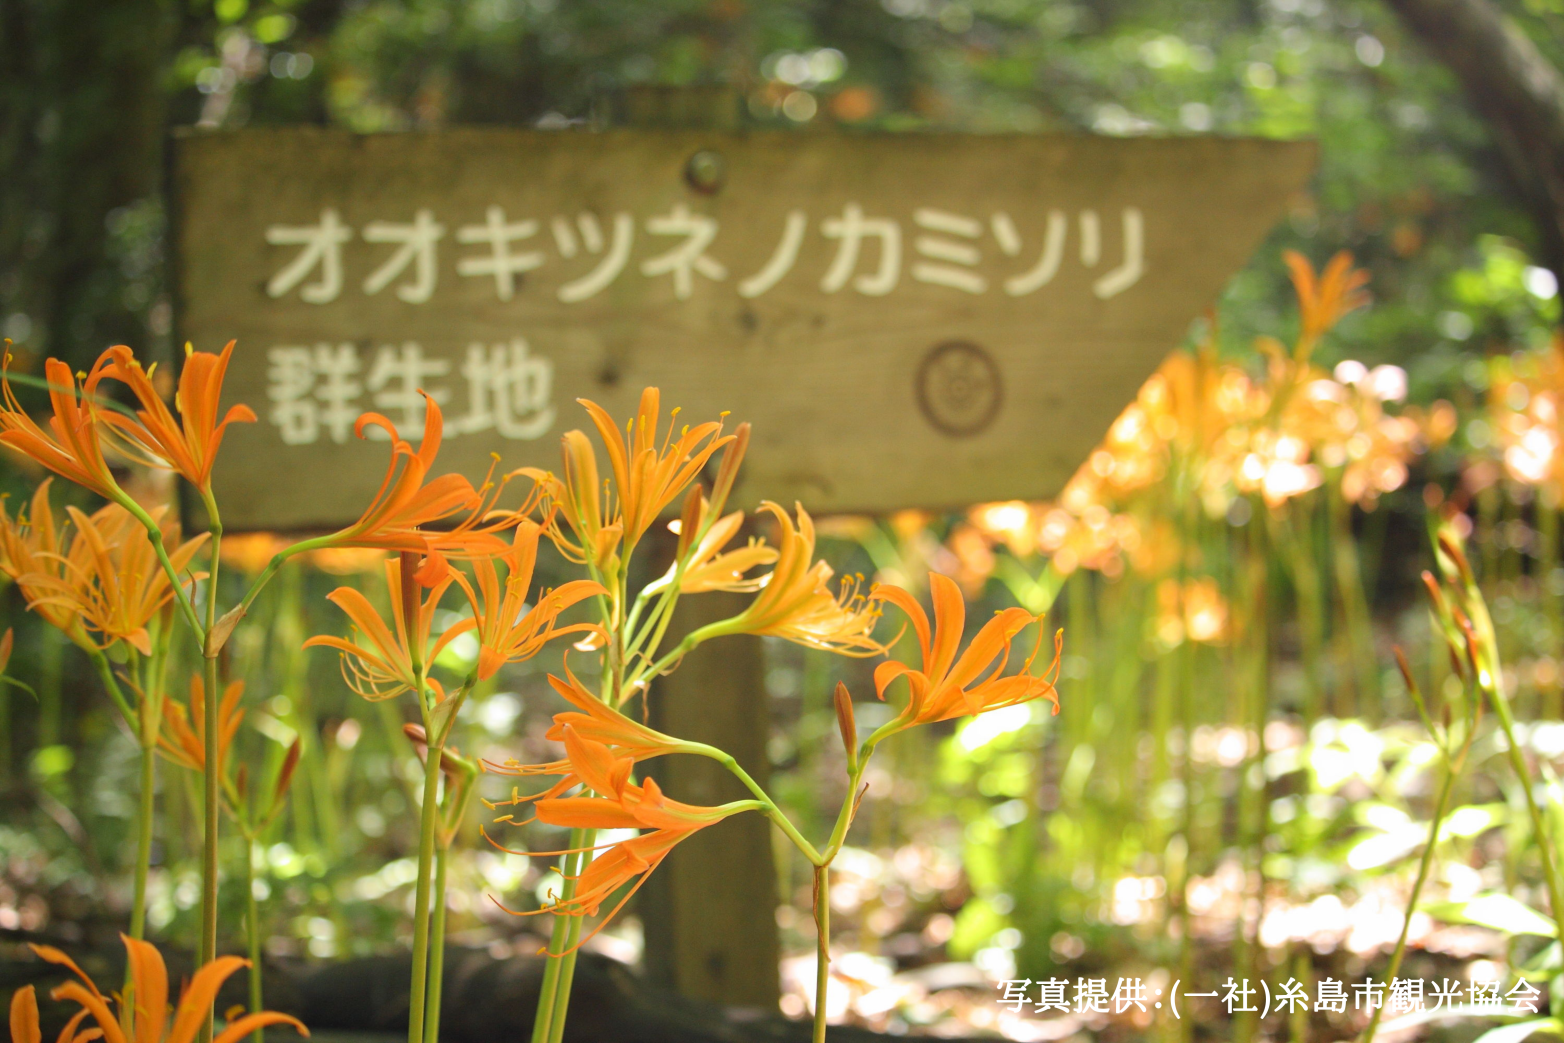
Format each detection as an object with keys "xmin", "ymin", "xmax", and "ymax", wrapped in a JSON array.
[{"xmin": 171, "ymin": 128, "xmax": 1314, "ymax": 530}]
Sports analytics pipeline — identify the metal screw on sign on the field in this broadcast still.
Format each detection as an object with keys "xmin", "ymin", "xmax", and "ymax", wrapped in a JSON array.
[
  {"xmin": 916, "ymin": 340, "xmax": 1004, "ymax": 437},
  {"xmin": 684, "ymin": 150, "xmax": 726, "ymax": 195}
]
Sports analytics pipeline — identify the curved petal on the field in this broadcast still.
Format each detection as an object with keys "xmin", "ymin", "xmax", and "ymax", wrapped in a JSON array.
[
  {"xmin": 45, "ymin": 985, "xmax": 124, "ymax": 1043},
  {"xmin": 121, "ymin": 935, "xmax": 168, "ymax": 1043},
  {"xmin": 924, "ymin": 574, "xmax": 967, "ymax": 682},
  {"xmin": 536, "ymin": 797, "xmax": 643, "ymax": 830},
  {"xmin": 212, "ymin": 1013, "xmax": 308, "ymax": 1043},
  {"xmin": 166, "ymin": 957, "xmax": 248, "ymax": 1043},
  {"xmin": 870, "ymin": 585, "xmax": 931, "ymax": 664},
  {"xmin": 11, "ymin": 986, "xmax": 41, "ymax": 1043}
]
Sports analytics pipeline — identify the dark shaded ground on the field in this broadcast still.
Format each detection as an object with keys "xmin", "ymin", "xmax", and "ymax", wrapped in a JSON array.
[{"xmin": 0, "ymin": 941, "xmax": 984, "ymax": 1043}]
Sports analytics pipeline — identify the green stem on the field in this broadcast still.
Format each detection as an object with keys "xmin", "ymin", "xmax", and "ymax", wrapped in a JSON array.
[
  {"xmin": 199, "ymin": 493, "xmax": 224, "ymax": 1043},
  {"xmin": 407, "ymin": 729, "xmax": 443, "ymax": 1043},
  {"xmin": 130, "ymin": 739, "xmax": 155, "ymax": 940},
  {"xmin": 531, "ymin": 827, "xmax": 589, "ymax": 1043},
  {"xmin": 87, "ymin": 649, "xmax": 138, "ymax": 729},
  {"xmin": 812, "ymin": 865, "xmax": 830, "ymax": 1043},
  {"xmin": 1359, "ymin": 763, "xmax": 1458, "ymax": 1043},
  {"xmin": 707, "ymin": 747, "xmax": 823, "ymax": 864},
  {"xmin": 244, "ymin": 837, "xmax": 264, "ymax": 1043},
  {"xmin": 120, "ymin": 497, "xmax": 205, "ymax": 639},
  {"xmin": 423, "ymin": 847, "xmax": 448, "ymax": 1043},
  {"xmin": 200, "ymin": 650, "xmax": 220, "ymax": 1043},
  {"xmin": 1490, "ymin": 691, "xmax": 1564, "ymax": 953},
  {"xmin": 546, "ymin": 910, "xmax": 585, "ymax": 1043}
]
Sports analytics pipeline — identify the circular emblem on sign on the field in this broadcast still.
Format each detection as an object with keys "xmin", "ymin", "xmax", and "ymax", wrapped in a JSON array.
[{"xmin": 916, "ymin": 340, "xmax": 1003, "ymax": 437}]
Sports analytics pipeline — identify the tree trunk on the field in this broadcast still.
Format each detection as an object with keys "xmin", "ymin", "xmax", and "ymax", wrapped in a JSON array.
[
  {"xmin": 1384, "ymin": 0, "xmax": 1564, "ymax": 287},
  {"xmin": 0, "ymin": 0, "xmax": 173, "ymax": 371}
]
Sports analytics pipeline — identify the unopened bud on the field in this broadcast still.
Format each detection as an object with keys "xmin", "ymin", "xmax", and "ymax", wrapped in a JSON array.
[
  {"xmin": 709, "ymin": 422, "xmax": 749, "ymax": 517},
  {"xmin": 834, "ymin": 682, "xmax": 858, "ymax": 772},
  {"xmin": 1393, "ymin": 646, "xmax": 1416, "ymax": 696},
  {"xmin": 678, "ymin": 483, "xmax": 705, "ymax": 559},
  {"xmin": 274, "ymin": 738, "xmax": 301, "ymax": 805}
]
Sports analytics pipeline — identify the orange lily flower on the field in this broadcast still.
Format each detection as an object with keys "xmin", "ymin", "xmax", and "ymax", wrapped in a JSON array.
[
  {"xmin": 157, "ymin": 675, "xmax": 245, "ymax": 773},
  {"xmin": 219, "ymin": 532, "xmax": 291, "ymax": 575},
  {"xmin": 303, "ymin": 555, "xmax": 466, "ymax": 701},
  {"xmin": 9, "ymin": 983, "xmax": 95, "ymax": 1043},
  {"xmin": 578, "ymin": 387, "xmax": 734, "ymax": 551},
  {"xmin": 716, "ymin": 501, "xmax": 884, "ymax": 655},
  {"xmin": 486, "ymin": 663, "xmax": 700, "ymax": 803},
  {"xmin": 0, "ymin": 351, "xmax": 125, "ymax": 503},
  {"xmin": 0, "ymin": 480, "xmax": 84, "ymax": 637},
  {"xmin": 96, "ymin": 342, "xmax": 255, "ymax": 493},
  {"xmin": 451, "ymin": 519, "xmax": 605, "ymax": 680},
  {"xmin": 1284, "ymin": 249, "xmax": 1370, "ymax": 351},
  {"xmin": 495, "ymin": 727, "xmax": 758, "ymax": 949},
  {"xmin": 523, "ymin": 429, "xmax": 624, "ymax": 570},
  {"xmin": 649, "ymin": 507, "xmax": 777, "ymax": 595},
  {"xmin": 21, "ymin": 504, "xmax": 207, "ymax": 656},
  {"xmin": 870, "ymin": 572, "xmax": 1061, "ymax": 739},
  {"xmin": 317, "ymin": 394, "xmax": 517, "ymax": 583},
  {"xmin": 32, "ymin": 934, "xmax": 306, "ymax": 1043}
]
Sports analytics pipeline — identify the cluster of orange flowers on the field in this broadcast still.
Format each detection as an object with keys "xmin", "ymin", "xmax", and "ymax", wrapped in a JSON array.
[
  {"xmin": 1487, "ymin": 339, "xmax": 1564, "ymax": 498},
  {"xmin": 0, "ymin": 337, "xmax": 1066, "ymax": 980},
  {"xmin": 11, "ymin": 935, "xmax": 304, "ymax": 1043},
  {"xmin": 950, "ymin": 252, "xmax": 1455, "ymax": 600}
]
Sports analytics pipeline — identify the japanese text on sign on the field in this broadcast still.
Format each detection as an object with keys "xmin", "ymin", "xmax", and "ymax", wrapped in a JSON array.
[
  {"xmin": 263, "ymin": 204, "xmax": 1146, "ymax": 305},
  {"xmin": 266, "ymin": 339, "xmax": 553, "ymax": 445}
]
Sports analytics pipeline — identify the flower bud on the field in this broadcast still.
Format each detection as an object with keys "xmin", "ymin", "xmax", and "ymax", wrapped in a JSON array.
[{"xmin": 834, "ymin": 681, "xmax": 858, "ymax": 772}]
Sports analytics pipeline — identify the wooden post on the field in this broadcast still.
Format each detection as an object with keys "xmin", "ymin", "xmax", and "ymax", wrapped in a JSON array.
[
  {"xmin": 629, "ymin": 88, "xmax": 780, "ymax": 1011},
  {"xmin": 641, "ymin": 586, "xmax": 781, "ymax": 1008}
]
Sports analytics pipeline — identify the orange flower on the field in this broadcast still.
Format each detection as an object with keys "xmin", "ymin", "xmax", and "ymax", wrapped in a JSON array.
[
  {"xmin": 157, "ymin": 675, "xmax": 245, "ymax": 773},
  {"xmin": 0, "ymin": 351, "xmax": 125, "ymax": 502},
  {"xmin": 526, "ymin": 429, "xmax": 624, "ymax": 570},
  {"xmin": 9, "ymin": 983, "xmax": 94, "ymax": 1043},
  {"xmin": 218, "ymin": 532, "xmax": 290, "ymax": 576},
  {"xmin": 32, "ymin": 934, "xmax": 306, "ymax": 1043},
  {"xmin": 96, "ymin": 342, "xmax": 255, "ymax": 493},
  {"xmin": 317, "ymin": 393, "xmax": 513, "ymax": 583},
  {"xmin": 451, "ymin": 519, "xmax": 604, "ymax": 680},
  {"xmin": 22, "ymin": 504, "xmax": 207, "ymax": 656},
  {"xmin": 870, "ymin": 573, "xmax": 1060, "ymax": 738},
  {"xmin": 716, "ymin": 502, "xmax": 884, "ymax": 655},
  {"xmin": 303, "ymin": 555, "xmax": 466, "ymax": 701},
  {"xmin": 577, "ymin": 388, "xmax": 734, "ymax": 550},
  {"xmin": 495, "ymin": 727, "xmax": 758, "ymax": 949},
  {"xmin": 486, "ymin": 663, "xmax": 700, "ymax": 801},
  {"xmin": 305, "ymin": 546, "xmax": 387, "ymax": 575},
  {"xmin": 650, "ymin": 508, "xmax": 777, "ymax": 594},
  {"xmin": 1284, "ymin": 249, "xmax": 1370, "ymax": 351},
  {"xmin": 0, "ymin": 480, "xmax": 84, "ymax": 637}
]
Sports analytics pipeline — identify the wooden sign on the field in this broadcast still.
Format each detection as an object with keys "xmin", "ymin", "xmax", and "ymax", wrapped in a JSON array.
[{"xmin": 172, "ymin": 128, "xmax": 1314, "ymax": 531}]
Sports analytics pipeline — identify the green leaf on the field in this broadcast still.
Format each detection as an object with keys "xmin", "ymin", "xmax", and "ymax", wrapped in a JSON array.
[
  {"xmin": 1425, "ymin": 893, "xmax": 1558, "ymax": 937},
  {"xmin": 1473, "ymin": 1017, "xmax": 1564, "ymax": 1043}
]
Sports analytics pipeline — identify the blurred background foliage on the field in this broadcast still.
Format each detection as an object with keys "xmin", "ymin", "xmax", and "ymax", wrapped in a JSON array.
[{"xmin": 9, "ymin": 1, "xmax": 1564, "ymax": 1040}]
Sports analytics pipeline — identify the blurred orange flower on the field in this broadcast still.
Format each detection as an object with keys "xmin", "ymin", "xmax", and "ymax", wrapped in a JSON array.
[
  {"xmin": 158, "ymin": 675, "xmax": 245, "ymax": 773},
  {"xmin": 0, "ymin": 480, "xmax": 84, "ymax": 637},
  {"xmin": 21, "ymin": 504, "xmax": 207, "ymax": 656},
  {"xmin": 33, "ymin": 934, "xmax": 306, "ymax": 1043}
]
